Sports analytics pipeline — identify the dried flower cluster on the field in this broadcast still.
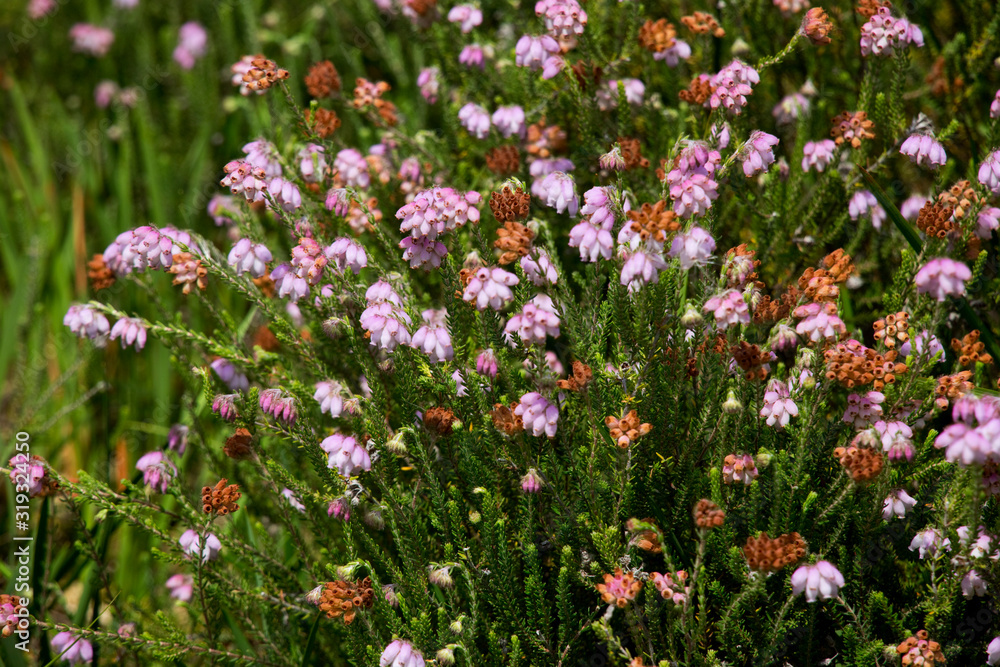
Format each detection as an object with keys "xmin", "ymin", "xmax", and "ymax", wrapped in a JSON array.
[{"xmin": 202, "ymin": 478, "xmax": 242, "ymax": 515}]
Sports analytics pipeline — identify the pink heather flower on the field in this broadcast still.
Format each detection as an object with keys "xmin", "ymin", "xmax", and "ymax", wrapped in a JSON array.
[
  {"xmin": 708, "ymin": 60, "xmax": 759, "ymax": 115},
  {"xmin": 463, "ymin": 266, "xmax": 519, "ymax": 311},
  {"xmin": 231, "ymin": 55, "xmax": 266, "ymax": 96},
  {"xmin": 167, "ymin": 424, "xmax": 188, "ymax": 455},
  {"xmin": 740, "ymin": 131, "xmax": 779, "ymax": 177},
  {"xmin": 979, "ymin": 150, "xmax": 1000, "ymax": 193},
  {"xmin": 521, "ymin": 468, "xmax": 544, "ymax": 493},
  {"xmin": 722, "ymin": 453, "xmax": 758, "ymax": 485},
  {"xmin": 211, "ymin": 358, "xmax": 249, "ymax": 392},
  {"xmin": 458, "ymin": 44, "xmax": 486, "ymax": 69},
  {"xmin": 654, "ymin": 39, "xmax": 691, "ymax": 66},
  {"xmin": 212, "ymin": 394, "xmax": 239, "ymax": 422},
  {"xmin": 538, "ymin": 171, "xmax": 578, "ymax": 215},
  {"xmin": 51, "ymin": 631, "xmax": 94, "ymax": 665},
  {"xmin": 109, "ymin": 317, "xmax": 147, "ymax": 351},
  {"xmin": 69, "ymin": 24, "xmax": 114, "ymax": 57},
  {"xmin": 541, "ymin": 54, "xmax": 565, "ymax": 79},
  {"xmin": 458, "ymin": 103, "xmax": 491, "ymax": 139},
  {"xmin": 772, "ymin": 93, "xmax": 809, "ymax": 125},
  {"xmin": 328, "ymin": 497, "xmax": 351, "ymax": 521},
  {"xmin": 398, "ymin": 157, "xmax": 425, "ymax": 199},
  {"xmin": 8, "ymin": 453, "xmax": 47, "ymax": 497},
  {"xmin": 334, "ymin": 148, "xmax": 370, "ymax": 188},
  {"xmin": 95, "ymin": 80, "xmax": 119, "ymax": 109},
  {"xmin": 793, "ymin": 302, "xmax": 846, "ymax": 343},
  {"xmin": 397, "ymin": 187, "xmax": 482, "ymax": 240},
  {"xmin": 166, "ymin": 573, "xmax": 194, "ymax": 602},
  {"xmin": 325, "ymin": 238, "xmax": 368, "ymax": 275},
  {"xmin": 179, "ymin": 529, "xmax": 222, "ymax": 562},
  {"xmin": 521, "ymin": 248, "xmax": 559, "ymax": 285},
  {"xmin": 291, "ymin": 237, "xmax": 328, "ymax": 285},
  {"xmin": 267, "ymin": 176, "xmax": 302, "ymax": 211},
  {"xmin": 243, "ymin": 140, "xmax": 283, "ymax": 178},
  {"xmin": 847, "ymin": 189, "xmax": 886, "ymax": 229},
  {"xmin": 860, "ymin": 8, "xmax": 907, "ymax": 57},
  {"xmin": 669, "ymin": 172, "xmax": 718, "ymax": 219},
  {"xmin": 297, "ymin": 143, "xmax": 327, "ymax": 183},
  {"xmin": 135, "ymin": 451, "xmax": 176, "ymax": 494},
  {"xmin": 900, "ymin": 133, "xmax": 947, "ymax": 169},
  {"xmin": 934, "ymin": 396, "xmax": 1000, "ymax": 466},
  {"xmin": 281, "ymin": 488, "xmax": 306, "ymax": 513},
  {"xmin": 504, "ymin": 294, "xmax": 561, "ymax": 345},
  {"xmin": 271, "ymin": 263, "xmax": 309, "ymax": 301},
  {"xmin": 400, "ymin": 236, "xmax": 448, "ymax": 269},
  {"xmin": 842, "ymin": 392, "xmax": 885, "ymax": 429},
  {"xmin": 64, "ymin": 305, "xmax": 110, "ymax": 347},
  {"xmin": 774, "ymin": 0, "xmax": 809, "ymax": 16},
  {"xmin": 117, "ymin": 225, "xmax": 176, "ymax": 271},
  {"xmin": 883, "ymin": 489, "xmax": 917, "ymax": 520},
  {"xmin": 790, "ymin": 561, "xmax": 845, "ymax": 602},
  {"xmin": 760, "ymin": 379, "xmax": 799, "ymax": 428},
  {"xmin": 515, "ymin": 34, "xmax": 561, "ymax": 70},
  {"xmin": 976, "ymin": 207, "xmax": 1000, "ymax": 239},
  {"xmin": 900, "ymin": 194, "xmax": 930, "ymax": 221},
  {"xmin": 417, "ymin": 67, "xmax": 440, "ymax": 103},
  {"xmin": 620, "ymin": 249, "xmax": 668, "ymax": 293},
  {"xmin": 703, "ymin": 290, "xmax": 750, "ymax": 330},
  {"xmin": 570, "ymin": 187, "xmax": 616, "ymax": 261},
  {"xmin": 651, "ymin": 571, "xmax": 690, "ymax": 605},
  {"xmin": 801, "ymin": 139, "xmax": 837, "ymax": 172},
  {"xmin": 962, "ymin": 569, "xmax": 987, "ymax": 598},
  {"xmin": 361, "ymin": 281, "xmax": 412, "ymax": 351},
  {"xmin": 492, "ymin": 105, "xmax": 526, "ymax": 139},
  {"xmin": 668, "ymin": 226, "xmax": 715, "ymax": 269},
  {"xmin": 380, "ymin": 639, "xmax": 425, "ymax": 667},
  {"xmin": 914, "ymin": 257, "xmax": 971, "ymax": 301},
  {"xmin": 173, "ymin": 22, "xmax": 208, "ymax": 69},
  {"xmin": 515, "ymin": 392, "xmax": 559, "ymax": 437},
  {"xmin": 260, "ymin": 389, "xmax": 297, "ymax": 424},
  {"xmin": 452, "ymin": 369, "xmax": 468, "ymax": 397},
  {"xmin": 596, "ymin": 79, "xmax": 646, "ymax": 110},
  {"xmin": 909, "ymin": 528, "xmax": 951, "ymax": 559},
  {"xmin": 314, "ymin": 381, "xmax": 345, "ymax": 417},
  {"xmin": 599, "ymin": 146, "xmax": 626, "ymax": 171},
  {"xmin": 875, "ymin": 420, "xmax": 915, "ymax": 462},
  {"xmin": 447, "ymin": 4, "xmax": 482, "ymax": 32},
  {"xmin": 227, "ymin": 238, "xmax": 272, "ymax": 278},
  {"xmin": 207, "ymin": 194, "xmax": 239, "ymax": 226},
  {"xmin": 321, "ymin": 433, "xmax": 372, "ymax": 477},
  {"xmin": 990, "ymin": 637, "xmax": 1000, "ymax": 666},
  {"xmin": 992, "ymin": 90, "xmax": 1000, "ymax": 119},
  {"xmin": 476, "ymin": 349, "xmax": 499, "ymax": 378},
  {"xmin": 529, "ymin": 157, "xmax": 575, "ymax": 193},
  {"xmin": 410, "ymin": 309, "xmax": 454, "ymax": 362},
  {"xmin": 221, "ymin": 160, "xmax": 268, "ymax": 203},
  {"xmin": 899, "ymin": 330, "xmax": 944, "ymax": 359},
  {"xmin": 27, "ymin": 0, "xmax": 57, "ymax": 20},
  {"xmin": 537, "ymin": 0, "xmax": 587, "ymax": 40}
]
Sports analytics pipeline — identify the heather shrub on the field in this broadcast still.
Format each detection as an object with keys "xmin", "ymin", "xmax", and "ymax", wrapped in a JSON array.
[{"xmin": 4, "ymin": 1, "xmax": 1000, "ymax": 666}]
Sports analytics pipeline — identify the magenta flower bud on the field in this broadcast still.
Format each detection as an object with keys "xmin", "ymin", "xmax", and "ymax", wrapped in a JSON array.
[
  {"xmin": 860, "ymin": 8, "xmax": 922, "ymax": 57},
  {"xmin": 842, "ymin": 392, "xmax": 884, "ymax": 429},
  {"xmin": 875, "ymin": 420, "xmax": 914, "ymax": 462},
  {"xmin": 325, "ymin": 188, "xmax": 351, "ymax": 216},
  {"xmin": 458, "ymin": 44, "xmax": 486, "ymax": 70},
  {"xmin": 260, "ymin": 389, "xmax": 297, "ymax": 425},
  {"xmin": 211, "ymin": 358, "xmax": 249, "ymax": 392},
  {"xmin": 212, "ymin": 394, "xmax": 240, "ymax": 422},
  {"xmin": 462, "ymin": 266, "xmax": 519, "ymax": 311},
  {"xmin": 228, "ymin": 238, "xmax": 272, "ymax": 278},
  {"xmin": 740, "ymin": 131, "xmax": 780, "ymax": 177},
  {"xmin": 64, "ymin": 305, "xmax": 111, "ymax": 347},
  {"xmin": 447, "ymin": 4, "xmax": 482, "ymax": 32},
  {"xmin": 899, "ymin": 133, "xmax": 947, "ymax": 169},
  {"xmin": 476, "ymin": 349, "xmax": 499, "ymax": 378},
  {"xmin": 538, "ymin": 0, "xmax": 588, "ymax": 39},
  {"xmin": 914, "ymin": 257, "xmax": 971, "ymax": 301},
  {"xmin": 69, "ymin": 23, "xmax": 115, "ymax": 57},
  {"xmin": 515, "ymin": 392, "xmax": 559, "ymax": 437},
  {"xmin": 458, "ymin": 103, "xmax": 491, "ymax": 139},
  {"xmin": 135, "ymin": 451, "xmax": 177, "ymax": 494},
  {"xmin": 491, "ymin": 105, "xmax": 526, "ymax": 139},
  {"xmin": 291, "ymin": 237, "xmax": 328, "ymax": 285},
  {"xmin": 166, "ymin": 573, "xmax": 194, "ymax": 602},
  {"xmin": 334, "ymin": 148, "xmax": 370, "ymax": 188},
  {"xmin": 521, "ymin": 468, "xmax": 543, "ymax": 493},
  {"xmin": 882, "ymin": 489, "xmax": 916, "ymax": 520},
  {"xmin": 504, "ymin": 294, "xmax": 561, "ymax": 345},
  {"xmin": 380, "ymin": 639, "xmax": 425, "ymax": 667},
  {"xmin": 537, "ymin": 171, "xmax": 578, "ymax": 215},
  {"xmin": 361, "ymin": 281, "xmax": 412, "ymax": 351},
  {"xmin": 267, "ymin": 176, "xmax": 302, "ymax": 211},
  {"xmin": 173, "ymin": 21, "xmax": 208, "ymax": 69},
  {"xmin": 400, "ymin": 236, "xmax": 448, "ymax": 270},
  {"xmin": 976, "ymin": 207, "xmax": 1000, "ymax": 239},
  {"xmin": 722, "ymin": 453, "xmax": 757, "ymax": 485},
  {"xmin": 320, "ymin": 433, "xmax": 372, "ymax": 477},
  {"xmin": 708, "ymin": 60, "xmax": 759, "ymax": 115},
  {"xmin": 702, "ymin": 290, "xmax": 749, "ymax": 330},
  {"xmin": 8, "ymin": 454, "xmax": 48, "ymax": 497},
  {"xmin": 51, "ymin": 631, "xmax": 94, "ymax": 665},
  {"xmin": 979, "ymin": 150, "xmax": 1000, "ymax": 193},
  {"xmin": 790, "ymin": 561, "xmax": 845, "ymax": 602},
  {"xmin": 328, "ymin": 497, "xmax": 351, "ymax": 521},
  {"xmin": 179, "ymin": 529, "xmax": 222, "ymax": 562},
  {"xmin": 167, "ymin": 424, "xmax": 189, "ymax": 455},
  {"xmin": 410, "ymin": 309, "xmax": 454, "ymax": 362},
  {"xmin": 898, "ymin": 330, "xmax": 943, "ymax": 359},
  {"xmin": 417, "ymin": 67, "xmax": 440, "ymax": 103},
  {"xmin": 599, "ymin": 146, "xmax": 626, "ymax": 171}
]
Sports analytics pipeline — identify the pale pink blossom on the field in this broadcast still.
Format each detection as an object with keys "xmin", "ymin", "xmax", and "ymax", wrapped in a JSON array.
[
  {"xmin": 909, "ymin": 528, "xmax": 950, "ymax": 559},
  {"xmin": 64, "ymin": 305, "xmax": 110, "ymax": 346},
  {"xmin": 179, "ymin": 529, "xmax": 221, "ymax": 562},
  {"xmin": 801, "ymin": 139, "xmax": 837, "ymax": 172},
  {"xmin": 321, "ymin": 433, "xmax": 372, "ymax": 477},
  {"xmin": 459, "ymin": 44, "xmax": 486, "ymax": 69},
  {"xmin": 760, "ymin": 379, "xmax": 799, "ymax": 428},
  {"xmin": 899, "ymin": 133, "xmax": 947, "ymax": 169},
  {"xmin": 447, "ymin": 4, "xmax": 482, "ymax": 32},
  {"xmin": 135, "ymin": 451, "xmax": 176, "ymax": 494},
  {"xmin": 515, "ymin": 392, "xmax": 559, "ymax": 437},
  {"xmin": 491, "ymin": 105, "xmax": 526, "ymax": 139},
  {"xmin": 463, "ymin": 266, "xmax": 519, "ymax": 311},
  {"xmin": 668, "ymin": 226, "xmax": 715, "ymax": 269},
  {"xmin": 69, "ymin": 24, "xmax": 115, "ymax": 57},
  {"xmin": 334, "ymin": 148, "xmax": 370, "ymax": 188},
  {"xmin": 110, "ymin": 317, "xmax": 147, "ymax": 351},
  {"xmin": 314, "ymin": 381, "xmax": 345, "ymax": 417},
  {"xmin": 166, "ymin": 574, "xmax": 194, "ymax": 601},
  {"xmin": 173, "ymin": 22, "xmax": 208, "ymax": 69},
  {"xmin": 703, "ymin": 290, "xmax": 750, "ymax": 330},
  {"xmin": 228, "ymin": 238, "xmax": 272, "ymax": 277},
  {"xmin": 410, "ymin": 309, "xmax": 454, "ymax": 362},
  {"xmin": 504, "ymin": 294, "xmax": 561, "ymax": 345},
  {"xmin": 791, "ymin": 561, "xmax": 844, "ymax": 602},
  {"xmin": 914, "ymin": 257, "xmax": 971, "ymax": 301},
  {"xmin": 324, "ymin": 238, "xmax": 368, "ymax": 274},
  {"xmin": 537, "ymin": 171, "xmax": 578, "ymax": 215},
  {"xmin": 417, "ymin": 67, "xmax": 440, "ymax": 103},
  {"xmin": 520, "ymin": 248, "xmax": 559, "ymax": 285},
  {"xmin": 848, "ymin": 189, "xmax": 886, "ymax": 230},
  {"xmin": 883, "ymin": 489, "xmax": 916, "ymax": 520},
  {"xmin": 979, "ymin": 150, "xmax": 1000, "ymax": 193},
  {"xmin": 458, "ymin": 102, "xmax": 491, "ymax": 139}
]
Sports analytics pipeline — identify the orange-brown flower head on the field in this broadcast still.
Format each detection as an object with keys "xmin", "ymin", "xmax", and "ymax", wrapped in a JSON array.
[
  {"xmin": 494, "ymin": 221, "xmax": 535, "ymax": 264},
  {"xmin": 831, "ymin": 111, "xmax": 875, "ymax": 148},
  {"xmin": 742, "ymin": 532, "xmax": 807, "ymax": 571},
  {"xmin": 638, "ymin": 19, "xmax": 677, "ymax": 54},
  {"xmin": 617, "ymin": 137, "xmax": 649, "ymax": 170},
  {"xmin": 605, "ymin": 410, "xmax": 653, "ymax": 448},
  {"xmin": 305, "ymin": 108, "xmax": 341, "ymax": 139},
  {"xmin": 626, "ymin": 200, "xmax": 680, "ymax": 243},
  {"xmin": 952, "ymin": 331, "xmax": 993, "ymax": 367},
  {"xmin": 730, "ymin": 341, "xmax": 772, "ymax": 382},
  {"xmin": 935, "ymin": 371, "xmax": 974, "ymax": 409},
  {"xmin": 485, "ymin": 146, "xmax": 521, "ymax": 176},
  {"xmin": 490, "ymin": 185, "xmax": 531, "ymax": 223},
  {"xmin": 424, "ymin": 407, "xmax": 457, "ymax": 436},
  {"xmin": 315, "ymin": 577, "xmax": 375, "ymax": 624},
  {"xmin": 833, "ymin": 444, "xmax": 884, "ymax": 482},
  {"xmin": 168, "ymin": 252, "xmax": 208, "ymax": 294},
  {"xmin": 525, "ymin": 121, "xmax": 567, "ymax": 159},
  {"xmin": 679, "ymin": 75, "xmax": 715, "ymax": 105},
  {"xmin": 801, "ymin": 8, "xmax": 834, "ymax": 45},
  {"xmin": 596, "ymin": 569, "xmax": 643, "ymax": 608},
  {"xmin": 241, "ymin": 56, "xmax": 290, "ymax": 93},
  {"xmin": 202, "ymin": 478, "xmax": 242, "ymax": 515},
  {"xmin": 305, "ymin": 60, "xmax": 341, "ymax": 98},
  {"xmin": 87, "ymin": 254, "xmax": 116, "ymax": 291},
  {"xmin": 1, "ymin": 595, "xmax": 28, "ymax": 638},
  {"xmin": 556, "ymin": 361, "xmax": 593, "ymax": 391},
  {"xmin": 224, "ymin": 428, "xmax": 254, "ymax": 460},
  {"xmin": 626, "ymin": 518, "xmax": 663, "ymax": 553},
  {"xmin": 681, "ymin": 12, "xmax": 725, "ymax": 38},
  {"xmin": 896, "ymin": 630, "xmax": 945, "ymax": 666},
  {"xmin": 872, "ymin": 312, "xmax": 910, "ymax": 350},
  {"xmin": 694, "ymin": 499, "xmax": 725, "ymax": 529},
  {"xmin": 490, "ymin": 402, "xmax": 523, "ymax": 435}
]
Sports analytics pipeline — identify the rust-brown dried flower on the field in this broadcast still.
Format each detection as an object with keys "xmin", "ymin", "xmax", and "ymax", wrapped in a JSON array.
[
  {"xmin": 831, "ymin": 111, "xmax": 875, "ymax": 148},
  {"xmin": 168, "ymin": 252, "xmax": 208, "ymax": 294},
  {"xmin": 525, "ymin": 121, "xmax": 567, "ymax": 159},
  {"xmin": 305, "ymin": 60, "xmax": 341, "ymax": 98},
  {"xmin": 596, "ymin": 569, "xmax": 643, "ymax": 608},
  {"xmin": 490, "ymin": 185, "xmax": 531, "ymax": 223},
  {"xmin": 801, "ymin": 8, "xmax": 834, "ymax": 45},
  {"xmin": 424, "ymin": 407, "xmax": 457, "ymax": 436},
  {"xmin": 796, "ymin": 251, "xmax": 854, "ymax": 303},
  {"xmin": 754, "ymin": 287, "xmax": 802, "ymax": 324},
  {"xmin": 253, "ymin": 325, "xmax": 280, "ymax": 352},
  {"xmin": 626, "ymin": 518, "xmax": 663, "ymax": 553},
  {"xmin": 224, "ymin": 428, "xmax": 254, "ymax": 460},
  {"xmin": 242, "ymin": 56, "xmax": 290, "ymax": 93},
  {"xmin": 915, "ymin": 200, "xmax": 955, "ymax": 239},
  {"xmin": 316, "ymin": 577, "xmax": 375, "ymax": 624},
  {"xmin": 305, "ymin": 108, "xmax": 341, "ymax": 139},
  {"xmin": 557, "ymin": 361, "xmax": 593, "ymax": 391},
  {"xmin": 833, "ymin": 444, "xmax": 884, "ymax": 482},
  {"xmin": 724, "ymin": 244, "xmax": 763, "ymax": 290},
  {"xmin": 952, "ymin": 331, "xmax": 993, "ymax": 366},
  {"xmin": 681, "ymin": 12, "xmax": 725, "ymax": 37},
  {"xmin": 926, "ymin": 56, "xmax": 962, "ymax": 97},
  {"xmin": 254, "ymin": 273, "xmax": 276, "ymax": 298},
  {"xmin": 938, "ymin": 180, "xmax": 985, "ymax": 221},
  {"xmin": 485, "ymin": 146, "xmax": 521, "ymax": 176},
  {"xmin": 617, "ymin": 137, "xmax": 649, "ymax": 170},
  {"xmin": 605, "ymin": 410, "xmax": 652, "ymax": 448},
  {"xmin": 823, "ymin": 249, "xmax": 855, "ymax": 282},
  {"xmin": 856, "ymin": 0, "xmax": 891, "ymax": 19},
  {"xmin": 935, "ymin": 371, "xmax": 973, "ymax": 409},
  {"xmin": 494, "ymin": 221, "xmax": 535, "ymax": 264},
  {"xmin": 731, "ymin": 341, "xmax": 772, "ymax": 382},
  {"xmin": 638, "ymin": 19, "xmax": 677, "ymax": 53},
  {"xmin": 88, "ymin": 254, "xmax": 115, "ymax": 291},
  {"xmin": 490, "ymin": 402, "xmax": 523, "ymax": 435},
  {"xmin": 896, "ymin": 630, "xmax": 945, "ymax": 666},
  {"xmin": 742, "ymin": 532, "xmax": 806, "ymax": 572},
  {"xmin": 202, "ymin": 478, "xmax": 242, "ymax": 515},
  {"xmin": 626, "ymin": 200, "xmax": 681, "ymax": 243},
  {"xmin": 679, "ymin": 75, "xmax": 714, "ymax": 105},
  {"xmin": 824, "ymin": 340, "xmax": 907, "ymax": 391},
  {"xmin": 571, "ymin": 61, "xmax": 603, "ymax": 91},
  {"xmin": 872, "ymin": 312, "xmax": 910, "ymax": 350},
  {"xmin": 694, "ymin": 499, "xmax": 725, "ymax": 529},
  {"xmin": 352, "ymin": 78, "xmax": 397, "ymax": 126}
]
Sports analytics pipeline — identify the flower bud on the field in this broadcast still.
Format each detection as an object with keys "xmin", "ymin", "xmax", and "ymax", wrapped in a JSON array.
[
  {"xmin": 722, "ymin": 390, "xmax": 742, "ymax": 414},
  {"xmin": 305, "ymin": 585, "xmax": 323, "ymax": 605},
  {"xmin": 449, "ymin": 618, "xmax": 464, "ymax": 635},
  {"xmin": 599, "ymin": 146, "xmax": 626, "ymax": 171},
  {"xmin": 385, "ymin": 431, "xmax": 409, "ymax": 454},
  {"xmin": 468, "ymin": 510, "xmax": 481, "ymax": 524},
  {"xmin": 437, "ymin": 647, "xmax": 456, "ymax": 665},
  {"xmin": 680, "ymin": 304, "xmax": 703, "ymax": 329},
  {"xmin": 429, "ymin": 565, "xmax": 454, "ymax": 588},
  {"xmin": 755, "ymin": 449, "xmax": 773, "ymax": 469}
]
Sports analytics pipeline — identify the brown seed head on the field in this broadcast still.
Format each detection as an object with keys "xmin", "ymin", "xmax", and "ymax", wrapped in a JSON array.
[
  {"xmin": 224, "ymin": 428, "xmax": 254, "ymax": 460},
  {"xmin": 556, "ymin": 361, "xmax": 593, "ymax": 391},
  {"xmin": 694, "ymin": 499, "xmax": 725, "ymax": 529},
  {"xmin": 830, "ymin": 111, "xmax": 875, "ymax": 148},
  {"xmin": 742, "ymin": 532, "xmax": 807, "ymax": 572},
  {"xmin": 802, "ymin": 7, "xmax": 834, "ymax": 45},
  {"xmin": 424, "ymin": 407, "xmax": 457, "ymax": 436},
  {"xmin": 485, "ymin": 146, "xmax": 521, "ymax": 176},
  {"xmin": 202, "ymin": 478, "xmax": 242, "ymax": 515},
  {"xmin": 305, "ymin": 60, "xmax": 341, "ymax": 98},
  {"xmin": 490, "ymin": 185, "xmax": 531, "ymax": 223}
]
